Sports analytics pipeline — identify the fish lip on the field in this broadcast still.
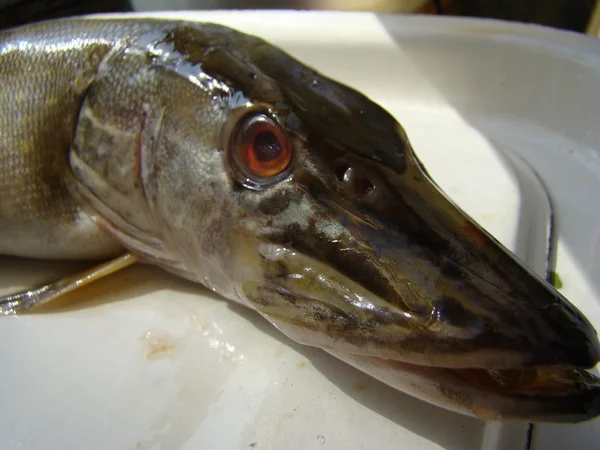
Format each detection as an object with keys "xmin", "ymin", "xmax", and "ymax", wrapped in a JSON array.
[{"xmin": 332, "ymin": 351, "xmax": 600, "ymax": 423}]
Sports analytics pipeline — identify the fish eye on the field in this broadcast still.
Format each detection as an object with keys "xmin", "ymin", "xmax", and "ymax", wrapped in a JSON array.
[{"xmin": 229, "ymin": 112, "xmax": 292, "ymax": 188}]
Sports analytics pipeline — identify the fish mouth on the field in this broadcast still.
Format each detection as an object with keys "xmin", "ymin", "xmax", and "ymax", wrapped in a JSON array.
[{"xmin": 243, "ymin": 244, "xmax": 600, "ymax": 422}]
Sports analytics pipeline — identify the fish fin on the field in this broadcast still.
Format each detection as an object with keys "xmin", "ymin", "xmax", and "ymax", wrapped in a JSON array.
[{"xmin": 0, "ymin": 253, "xmax": 138, "ymax": 315}]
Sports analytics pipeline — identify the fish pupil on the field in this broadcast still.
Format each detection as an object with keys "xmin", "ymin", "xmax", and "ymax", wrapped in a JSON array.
[{"xmin": 253, "ymin": 130, "xmax": 282, "ymax": 162}]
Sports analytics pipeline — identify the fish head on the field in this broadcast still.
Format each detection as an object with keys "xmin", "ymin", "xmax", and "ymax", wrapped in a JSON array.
[{"xmin": 73, "ymin": 21, "xmax": 600, "ymax": 422}]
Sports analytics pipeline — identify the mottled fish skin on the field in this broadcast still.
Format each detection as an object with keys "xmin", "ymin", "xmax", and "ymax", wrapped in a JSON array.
[{"xmin": 1, "ymin": 17, "xmax": 600, "ymax": 423}]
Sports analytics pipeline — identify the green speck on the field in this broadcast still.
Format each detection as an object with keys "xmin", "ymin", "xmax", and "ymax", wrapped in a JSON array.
[{"xmin": 549, "ymin": 271, "xmax": 563, "ymax": 289}]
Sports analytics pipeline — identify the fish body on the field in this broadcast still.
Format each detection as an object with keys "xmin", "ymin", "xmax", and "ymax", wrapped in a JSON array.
[
  {"xmin": 1, "ymin": 17, "xmax": 600, "ymax": 422},
  {"xmin": 0, "ymin": 20, "xmax": 131, "ymax": 260}
]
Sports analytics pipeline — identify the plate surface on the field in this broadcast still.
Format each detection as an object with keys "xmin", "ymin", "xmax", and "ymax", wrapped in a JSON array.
[{"xmin": 1, "ymin": 10, "xmax": 600, "ymax": 450}]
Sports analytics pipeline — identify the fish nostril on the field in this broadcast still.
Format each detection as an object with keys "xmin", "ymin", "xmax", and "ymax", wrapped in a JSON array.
[
  {"xmin": 334, "ymin": 161, "xmax": 351, "ymax": 182},
  {"xmin": 333, "ymin": 160, "xmax": 376, "ymax": 200}
]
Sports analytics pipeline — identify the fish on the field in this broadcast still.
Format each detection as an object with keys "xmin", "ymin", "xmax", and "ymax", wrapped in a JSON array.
[{"xmin": 1, "ymin": 16, "xmax": 599, "ymax": 423}]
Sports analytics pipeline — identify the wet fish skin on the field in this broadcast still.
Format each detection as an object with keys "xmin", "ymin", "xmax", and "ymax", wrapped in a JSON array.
[
  {"xmin": 1, "ymin": 17, "xmax": 600, "ymax": 422},
  {"xmin": 0, "ymin": 19, "xmax": 135, "ymax": 260}
]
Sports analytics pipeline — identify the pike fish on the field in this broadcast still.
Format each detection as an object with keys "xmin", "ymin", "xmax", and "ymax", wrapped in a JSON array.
[{"xmin": 1, "ymin": 17, "xmax": 600, "ymax": 423}]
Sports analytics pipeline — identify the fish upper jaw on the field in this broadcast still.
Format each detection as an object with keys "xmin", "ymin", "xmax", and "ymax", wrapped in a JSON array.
[{"xmin": 242, "ymin": 239, "xmax": 595, "ymax": 370}]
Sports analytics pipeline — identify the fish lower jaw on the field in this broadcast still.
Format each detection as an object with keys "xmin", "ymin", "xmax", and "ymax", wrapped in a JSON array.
[{"xmin": 326, "ymin": 350, "xmax": 600, "ymax": 423}]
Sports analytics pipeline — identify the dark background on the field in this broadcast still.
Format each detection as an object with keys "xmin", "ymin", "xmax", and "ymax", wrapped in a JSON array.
[{"xmin": 0, "ymin": 0, "xmax": 597, "ymax": 33}]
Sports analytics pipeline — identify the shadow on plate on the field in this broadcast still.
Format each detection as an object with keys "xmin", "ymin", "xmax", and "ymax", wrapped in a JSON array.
[
  {"xmin": 0, "ymin": 256, "xmax": 222, "ymax": 314},
  {"xmin": 227, "ymin": 301, "xmax": 486, "ymax": 450},
  {"xmin": 1, "ymin": 254, "xmax": 485, "ymax": 449},
  {"xmin": 0, "ymin": 254, "xmax": 484, "ymax": 449}
]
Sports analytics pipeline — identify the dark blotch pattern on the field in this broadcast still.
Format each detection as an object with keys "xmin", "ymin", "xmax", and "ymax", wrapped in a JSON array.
[{"xmin": 257, "ymin": 189, "xmax": 298, "ymax": 216}]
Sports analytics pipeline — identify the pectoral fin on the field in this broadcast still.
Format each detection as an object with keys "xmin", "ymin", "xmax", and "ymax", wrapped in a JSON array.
[{"xmin": 0, "ymin": 253, "xmax": 138, "ymax": 315}]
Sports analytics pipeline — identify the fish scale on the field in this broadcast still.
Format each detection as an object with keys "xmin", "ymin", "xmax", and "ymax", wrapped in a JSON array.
[{"xmin": 0, "ymin": 19, "xmax": 155, "ymax": 260}]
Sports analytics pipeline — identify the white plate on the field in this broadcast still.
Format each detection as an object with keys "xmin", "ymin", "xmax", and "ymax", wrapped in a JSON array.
[{"xmin": 2, "ymin": 10, "xmax": 600, "ymax": 450}]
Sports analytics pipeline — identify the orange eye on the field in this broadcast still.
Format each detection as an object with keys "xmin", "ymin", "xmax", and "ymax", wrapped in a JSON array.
[{"xmin": 231, "ymin": 113, "xmax": 292, "ymax": 187}]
